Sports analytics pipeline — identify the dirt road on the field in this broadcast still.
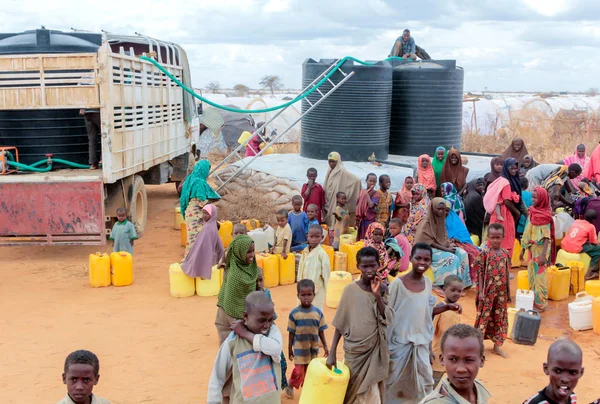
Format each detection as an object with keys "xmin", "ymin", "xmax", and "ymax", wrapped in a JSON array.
[{"xmin": 1, "ymin": 184, "xmax": 598, "ymax": 403}]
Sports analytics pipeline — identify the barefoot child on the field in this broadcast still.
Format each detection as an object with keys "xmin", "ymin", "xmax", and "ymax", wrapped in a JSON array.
[
  {"xmin": 208, "ymin": 291, "xmax": 283, "ymax": 404},
  {"xmin": 421, "ymin": 324, "xmax": 490, "ymax": 403},
  {"xmin": 272, "ymin": 209, "xmax": 292, "ymax": 259},
  {"xmin": 386, "ymin": 243, "xmax": 461, "ymax": 403},
  {"xmin": 333, "ymin": 191, "xmax": 350, "ymax": 250},
  {"xmin": 297, "ymin": 225, "xmax": 331, "ymax": 311},
  {"xmin": 182, "ymin": 204, "xmax": 224, "ymax": 279},
  {"xmin": 285, "ymin": 279, "xmax": 329, "ymax": 398},
  {"xmin": 289, "ymin": 195, "xmax": 309, "ymax": 252},
  {"xmin": 523, "ymin": 339, "xmax": 584, "ymax": 404},
  {"xmin": 58, "ymin": 350, "xmax": 110, "ymax": 404},
  {"xmin": 432, "ymin": 275, "xmax": 464, "ymax": 387},
  {"xmin": 109, "ymin": 207, "xmax": 137, "ymax": 255},
  {"xmin": 301, "ymin": 167, "xmax": 325, "ymax": 223},
  {"xmin": 473, "ymin": 223, "xmax": 511, "ymax": 358},
  {"xmin": 326, "ymin": 247, "xmax": 393, "ymax": 403},
  {"xmin": 375, "ymin": 174, "xmax": 393, "ymax": 227},
  {"xmin": 520, "ymin": 187, "xmax": 554, "ymax": 311},
  {"xmin": 356, "ymin": 173, "xmax": 378, "ymax": 240}
]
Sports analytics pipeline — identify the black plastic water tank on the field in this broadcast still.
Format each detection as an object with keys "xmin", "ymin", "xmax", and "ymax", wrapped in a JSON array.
[
  {"xmin": 0, "ymin": 28, "xmax": 102, "ymax": 55},
  {"xmin": 0, "ymin": 109, "xmax": 95, "ymax": 165},
  {"xmin": 389, "ymin": 60, "xmax": 464, "ymax": 156},
  {"xmin": 300, "ymin": 58, "xmax": 392, "ymax": 161}
]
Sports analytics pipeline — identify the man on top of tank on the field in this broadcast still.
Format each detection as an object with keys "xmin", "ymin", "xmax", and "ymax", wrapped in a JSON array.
[{"xmin": 389, "ymin": 29, "xmax": 417, "ymax": 60}]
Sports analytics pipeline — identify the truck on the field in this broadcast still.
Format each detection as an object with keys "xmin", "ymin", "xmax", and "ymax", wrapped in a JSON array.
[{"xmin": 0, "ymin": 28, "xmax": 198, "ymax": 245}]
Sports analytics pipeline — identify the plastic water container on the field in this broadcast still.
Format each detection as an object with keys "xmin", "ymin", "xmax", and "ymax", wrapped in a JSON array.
[
  {"xmin": 196, "ymin": 266, "xmax": 221, "ymax": 297},
  {"xmin": 326, "ymin": 271, "xmax": 353, "ymax": 309},
  {"xmin": 89, "ymin": 253, "xmax": 111, "ymax": 287},
  {"xmin": 567, "ymin": 261, "xmax": 586, "ymax": 295},
  {"xmin": 169, "ymin": 263, "xmax": 195, "ymax": 298},
  {"xmin": 339, "ymin": 234, "xmax": 356, "ymax": 251},
  {"xmin": 585, "ymin": 280, "xmax": 600, "ymax": 297},
  {"xmin": 218, "ymin": 221, "xmax": 233, "ymax": 248},
  {"xmin": 279, "ymin": 254, "xmax": 296, "ymax": 286},
  {"xmin": 299, "ymin": 358, "xmax": 350, "ymax": 404},
  {"xmin": 110, "ymin": 251, "xmax": 133, "ymax": 287},
  {"xmin": 257, "ymin": 254, "xmax": 279, "ymax": 288},
  {"xmin": 238, "ymin": 130, "xmax": 252, "ymax": 144},
  {"xmin": 241, "ymin": 219, "xmax": 260, "ymax": 231},
  {"xmin": 593, "ymin": 297, "xmax": 600, "ymax": 335},
  {"xmin": 556, "ymin": 250, "xmax": 591, "ymax": 277},
  {"xmin": 322, "ymin": 245, "xmax": 334, "ymax": 270},
  {"xmin": 517, "ymin": 270, "xmax": 529, "ymax": 291},
  {"xmin": 470, "ymin": 234, "xmax": 480, "ymax": 247},
  {"xmin": 512, "ymin": 309, "xmax": 541, "ymax": 346},
  {"xmin": 264, "ymin": 226, "xmax": 275, "ymax": 246},
  {"xmin": 515, "ymin": 289, "xmax": 534, "ymax": 311},
  {"xmin": 174, "ymin": 206, "xmax": 184, "ymax": 230},
  {"xmin": 334, "ymin": 252, "xmax": 348, "ymax": 271},
  {"xmin": 511, "ymin": 239, "xmax": 522, "ymax": 268},
  {"xmin": 248, "ymin": 229, "xmax": 269, "ymax": 252},
  {"xmin": 321, "ymin": 224, "xmax": 330, "ymax": 245},
  {"xmin": 547, "ymin": 266, "xmax": 571, "ymax": 301},
  {"xmin": 568, "ymin": 292, "xmax": 594, "ymax": 331},
  {"xmin": 341, "ymin": 241, "xmax": 365, "ymax": 275},
  {"xmin": 507, "ymin": 307, "xmax": 518, "ymax": 340},
  {"xmin": 180, "ymin": 222, "xmax": 187, "ymax": 247}
]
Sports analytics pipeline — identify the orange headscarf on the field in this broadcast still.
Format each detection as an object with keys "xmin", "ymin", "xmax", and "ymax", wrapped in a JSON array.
[{"xmin": 418, "ymin": 154, "xmax": 436, "ymax": 191}]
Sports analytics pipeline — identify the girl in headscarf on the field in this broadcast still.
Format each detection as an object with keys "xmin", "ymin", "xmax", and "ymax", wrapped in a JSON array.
[
  {"xmin": 215, "ymin": 235, "xmax": 258, "ymax": 344},
  {"xmin": 364, "ymin": 222, "xmax": 390, "ymax": 279},
  {"xmin": 483, "ymin": 156, "xmax": 504, "ymax": 191},
  {"xmin": 464, "ymin": 178, "xmax": 486, "ymax": 239},
  {"xmin": 444, "ymin": 201, "xmax": 481, "ymax": 283},
  {"xmin": 584, "ymin": 143, "xmax": 600, "ymax": 183},
  {"xmin": 520, "ymin": 187, "xmax": 554, "ymax": 311},
  {"xmin": 560, "ymin": 144, "xmax": 590, "ymax": 188},
  {"xmin": 484, "ymin": 158, "xmax": 524, "ymax": 258},
  {"xmin": 181, "ymin": 204, "xmax": 224, "ymax": 279},
  {"xmin": 393, "ymin": 176, "xmax": 414, "ymax": 224},
  {"xmin": 356, "ymin": 173, "xmax": 378, "ymax": 241},
  {"xmin": 180, "ymin": 160, "xmax": 221, "ymax": 257},
  {"xmin": 401, "ymin": 183, "xmax": 430, "ymax": 245},
  {"xmin": 500, "ymin": 137, "xmax": 529, "ymax": 163},
  {"xmin": 416, "ymin": 154, "xmax": 436, "ymax": 197},
  {"xmin": 441, "ymin": 182, "xmax": 466, "ymax": 220},
  {"xmin": 519, "ymin": 155, "xmax": 537, "ymax": 178},
  {"xmin": 440, "ymin": 148, "xmax": 469, "ymax": 193},
  {"xmin": 323, "ymin": 151, "xmax": 362, "ymax": 228},
  {"xmin": 432, "ymin": 147, "xmax": 447, "ymax": 196},
  {"xmin": 414, "ymin": 198, "xmax": 472, "ymax": 296}
]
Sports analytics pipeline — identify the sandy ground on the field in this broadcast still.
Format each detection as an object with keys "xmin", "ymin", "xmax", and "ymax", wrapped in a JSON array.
[{"xmin": 1, "ymin": 183, "xmax": 599, "ymax": 404}]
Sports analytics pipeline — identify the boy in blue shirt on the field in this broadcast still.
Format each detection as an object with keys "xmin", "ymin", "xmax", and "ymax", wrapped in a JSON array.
[{"xmin": 109, "ymin": 208, "xmax": 137, "ymax": 255}]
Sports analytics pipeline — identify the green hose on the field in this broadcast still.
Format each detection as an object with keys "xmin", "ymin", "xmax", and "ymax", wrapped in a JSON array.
[
  {"xmin": 140, "ymin": 55, "xmax": 411, "ymax": 114},
  {"xmin": 7, "ymin": 160, "xmax": 53, "ymax": 172},
  {"xmin": 6, "ymin": 157, "xmax": 90, "ymax": 172},
  {"xmin": 52, "ymin": 158, "xmax": 91, "ymax": 169}
]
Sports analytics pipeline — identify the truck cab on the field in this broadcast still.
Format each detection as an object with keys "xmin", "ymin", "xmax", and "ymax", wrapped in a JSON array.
[{"xmin": 0, "ymin": 28, "xmax": 198, "ymax": 245}]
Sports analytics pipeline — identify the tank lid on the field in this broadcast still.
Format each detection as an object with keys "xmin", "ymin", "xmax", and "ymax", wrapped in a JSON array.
[
  {"xmin": 391, "ymin": 60, "xmax": 458, "ymax": 71},
  {"xmin": 0, "ymin": 28, "xmax": 102, "ymax": 55},
  {"xmin": 333, "ymin": 368, "xmax": 342, "ymax": 375}
]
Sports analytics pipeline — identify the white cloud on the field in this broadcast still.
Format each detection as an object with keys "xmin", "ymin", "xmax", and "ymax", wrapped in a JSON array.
[{"xmin": 523, "ymin": 0, "xmax": 570, "ymax": 17}]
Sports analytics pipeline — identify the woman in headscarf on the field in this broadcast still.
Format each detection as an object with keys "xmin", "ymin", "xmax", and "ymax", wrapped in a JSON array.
[
  {"xmin": 560, "ymin": 144, "xmax": 590, "ymax": 188},
  {"xmin": 441, "ymin": 182, "xmax": 466, "ymax": 220},
  {"xmin": 401, "ymin": 183, "xmax": 430, "ymax": 245},
  {"xmin": 393, "ymin": 176, "xmax": 414, "ymax": 224},
  {"xmin": 181, "ymin": 204, "xmax": 224, "ymax": 279},
  {"xmin": 500, "ymin": 137, "xmax": 529, "ymax": 163},
  {"xmin": 444, "ymin": 201, "xmax": 481, "ymax": 283},
  {"xmin": 364, "ymin": 222, "xmax": 390, "ymax": 279},
  {"xmin": 483, "ymin": 156, "xmax": 504, "ymax": 191},
  {"xmin": 180, "ymin": 160, "xmax": 221, "ymax": 257},
  {"xmin": 416, "ymin": 154, "xmax": 437, "ymax": 198},
  {"xmin": 519, "ymin": 155, "xmax": 537, "ymax": 178},
  {"xmin": 440, "ymin": 148, "xmax": 469, "ymax": 193},
  {"xmin": 520, "ymin": 187, "xmax": 554, "ymax": 311},
  {"xmin": 323, "ymin": 151, "xmax": 362, "ymax": 228},
  {"xmin": 432, "ymin": 147, "xmax": 447, "ymax": 196},
  {"xmin": 484, "ymin": 158, "xmax": 524, "ymax": 258},
  {"xmin": 464, "ymin": 178, "xmax": 486, "ymax": 239},
  {"xmin": 215, "ymin": 235, "xmax": 258, "ymax": 344},
  {"xmin": 415, "ymin": 198, "xmax": 472, "ymax": 296}
]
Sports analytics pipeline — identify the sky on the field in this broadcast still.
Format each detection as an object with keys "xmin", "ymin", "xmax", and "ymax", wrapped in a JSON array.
[{"xmin": 1, "ymin": 0, "xmax": 599, "ymax": 92}]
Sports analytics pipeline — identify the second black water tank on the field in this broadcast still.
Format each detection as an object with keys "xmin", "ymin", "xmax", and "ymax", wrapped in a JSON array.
[
  {"xmin": 300, "ymin": 58, "xmax": 392, "ymax": 161},
  {"xmin": 389, "ymin": 60, "xmax": 464, "ymax": 156}
]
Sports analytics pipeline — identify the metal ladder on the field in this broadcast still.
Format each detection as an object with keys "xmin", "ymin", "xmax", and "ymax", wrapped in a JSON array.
[{"xmin": 208, "ymin": 64, "xmax": 355, "ymax": 192}]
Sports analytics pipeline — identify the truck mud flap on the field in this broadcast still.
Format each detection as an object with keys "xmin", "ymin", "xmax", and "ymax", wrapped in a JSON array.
[{"xmin": 0, "ymin": 179, "xmax": 105, "ymax": 246}]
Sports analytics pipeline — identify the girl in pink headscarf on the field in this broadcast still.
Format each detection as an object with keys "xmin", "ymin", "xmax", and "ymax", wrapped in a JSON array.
[
  {"xmin": 181, "ymin": 204, "xmax": 225, "ymax": 279},
  {"xmin": 560, "ymin": 143, "xmax": 590, "ymax": 188}
]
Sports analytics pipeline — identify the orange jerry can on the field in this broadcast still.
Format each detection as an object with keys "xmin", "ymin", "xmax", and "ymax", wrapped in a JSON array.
[
  {"xmin": 341, "ymin": 241, "xmax": 365, "ymax": 275},
  {"xmin": 257, "ymin": 253, "xmax": 279, "ymax": 288},
  {"xmin": 322, "ymin": 245, "xmax": 334, "ymax": 271},
  {"xmin": 279, "ymin": 254, "xmax": 296, "ymax": 286},
  {"xmin": 110, "ymin": 251, "xmax": 133, "ymax": 287},
  {"xmin": 218, "ymin": 221, "xmax": 233, "ymax": 248},
  {"xmin": 89, "ymin": 253, "xmax": 111, "ymax": 287},
  {"xmin": 180, "ymin": 222, "xmax": 187, "ymax": 247}
]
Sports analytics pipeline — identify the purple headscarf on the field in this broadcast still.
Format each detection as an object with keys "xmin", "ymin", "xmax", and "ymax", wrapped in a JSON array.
[{"xmin": 181, "ymin": 204, "xmax": 224, "ymax": 279}]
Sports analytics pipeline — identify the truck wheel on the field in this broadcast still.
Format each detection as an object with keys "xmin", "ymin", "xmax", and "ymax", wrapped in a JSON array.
[{"xmin": 130, "ymin": 175, "xmax": 147, "ymax": 234}]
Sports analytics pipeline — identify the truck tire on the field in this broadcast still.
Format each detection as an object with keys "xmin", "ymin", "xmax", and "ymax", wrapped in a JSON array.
[{"xmin": 130, "ymin": 175, "xmax": 147, "ymax": 234}]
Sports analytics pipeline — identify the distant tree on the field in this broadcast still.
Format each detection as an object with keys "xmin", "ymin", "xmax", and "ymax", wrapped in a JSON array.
[
  {"xmin": 206, "ymin": 81, "xmax": 221, "ymax": 93},
  {"xmin": 259, "ymin": 75, "xmax": 283, "ymax": 95},
  {"xmin": 233, "ymin": 84, "xmax": 250, "ymax": 97},
  {"xmin": 586, "ymin": 87, "xmax": 599, "ymax": 96}
]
